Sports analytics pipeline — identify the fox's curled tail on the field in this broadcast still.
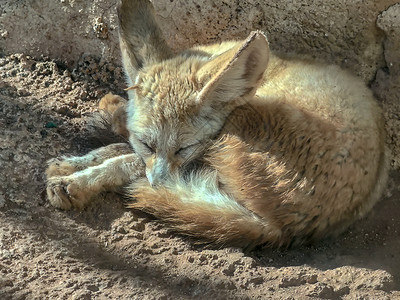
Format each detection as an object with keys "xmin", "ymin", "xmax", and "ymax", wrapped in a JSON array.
[{"xmin": 127, "ymin": 171, "xmax": 282, "ymax": 249}]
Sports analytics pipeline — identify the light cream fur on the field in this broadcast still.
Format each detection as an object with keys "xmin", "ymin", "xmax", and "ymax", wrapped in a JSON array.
[{"xmin": 46, "ymin": 0, "xmax": 389, "ymax": 248}]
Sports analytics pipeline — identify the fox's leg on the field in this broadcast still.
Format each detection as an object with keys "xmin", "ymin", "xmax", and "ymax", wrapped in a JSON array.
[
  {"xmin": 47, "ymin": 153, "xmax": 145, "ymax": 210},
  {"xmin": 46, "ymin": 143, "xmax": 133, "ymax": 178},
  {"xmin": 98, "ymin": 93, "xmax": 129, "ymax": 138},
  {"xmin": 47, "ymin": 93, "xmax": 131, "ymax": 178}
]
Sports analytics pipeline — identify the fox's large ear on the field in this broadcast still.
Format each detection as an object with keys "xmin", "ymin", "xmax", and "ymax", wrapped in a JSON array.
[
  {"xmin": 196, "ymin": 31, "xmax": 269, "ymax": 105},
  {"xmin": 118, "ymin": 0, "xmax": 173, "ymax": 84}
]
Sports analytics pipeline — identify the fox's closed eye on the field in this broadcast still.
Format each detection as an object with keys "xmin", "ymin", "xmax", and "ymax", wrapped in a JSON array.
[
  {"xmin": 140, "ymin": 140, "xmax": 155, "ymax": 154},
  {"xmin": 175, "ymin": 143, "xmax": 198, "ymax": 156}
]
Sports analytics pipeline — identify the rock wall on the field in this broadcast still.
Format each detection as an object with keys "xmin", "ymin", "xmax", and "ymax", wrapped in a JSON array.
[
  {"xmin": 0, "ymin": 0, "xmax": 396, "ymax": 79},
  {"xmin": 373, "ymin": 3, "xmax": 400, "ymax": 168},
  {"xmin": 0, "ymin": 0, "xmax": 121, "ymax": 68},
  {"xmin": 1, "ymin": 0, "xmax": 400, "ymax": 166}
]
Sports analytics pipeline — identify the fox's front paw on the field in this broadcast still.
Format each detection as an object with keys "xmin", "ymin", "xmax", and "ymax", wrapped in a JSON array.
[
  {"xmin": 46, "ymin": 158, "xmax": 78, "ymax": 178},
  {"xmin": 47, "ymin": 177, "xmax": 90, "ymax": 210}
]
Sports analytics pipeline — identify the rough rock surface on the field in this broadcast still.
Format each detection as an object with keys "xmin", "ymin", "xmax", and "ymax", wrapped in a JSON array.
[
  {"xmin": 1, "ymin": 0, "xmax": 400, "ymax": 299},
  {"xmin": 0, "ymin": 0, "xmax": 397, "ymax": 81},
  {"xmin": 373, "ymin": 3, "xmax": 400, "ymax": 169}
]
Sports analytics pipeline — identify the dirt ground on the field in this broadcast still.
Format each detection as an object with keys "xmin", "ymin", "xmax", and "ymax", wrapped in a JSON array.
[{"xmin": 1, "ymin": 51, "xmax": 400, "ymax": 300}]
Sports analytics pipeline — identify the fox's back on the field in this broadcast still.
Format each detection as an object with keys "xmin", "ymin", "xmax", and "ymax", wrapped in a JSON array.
[
  {"xmin": 259, "ymin": 54, "xmax": 383, "ymax": 129},
  {"xmin": 192, "ymin": 41, "xmax": 382, "ymax": 129}
]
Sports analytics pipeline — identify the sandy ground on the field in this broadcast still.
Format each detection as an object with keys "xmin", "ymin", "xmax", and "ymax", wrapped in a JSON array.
[{"xmin": 1, "ymin": 53, "xmax": 400, "ymax": 299}]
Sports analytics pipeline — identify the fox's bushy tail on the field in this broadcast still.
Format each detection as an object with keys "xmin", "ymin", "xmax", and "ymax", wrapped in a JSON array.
[{"xmin": 127, "ymin": 170, "xmax": 282, "ymax": 248}]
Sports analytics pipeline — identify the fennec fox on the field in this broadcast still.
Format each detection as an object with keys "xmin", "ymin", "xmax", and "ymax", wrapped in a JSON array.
[{"xmin": 46, "ymin": 0, "xmax": 389, "ymax": 248}]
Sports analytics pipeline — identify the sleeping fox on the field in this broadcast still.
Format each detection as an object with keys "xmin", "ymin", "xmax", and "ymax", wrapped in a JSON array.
[{"xmin": 46, "ymin": 0, "xmax": 389, "ymax": 248}]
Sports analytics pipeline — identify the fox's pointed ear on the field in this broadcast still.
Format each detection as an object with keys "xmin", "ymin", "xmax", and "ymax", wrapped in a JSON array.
[
  {"xmin": 118, "ymin": 0, "xmax": 173, "ymax": 84},
  {"xmin": 196, "ymin": 31, "xmax": 269, "ymax": 105}
]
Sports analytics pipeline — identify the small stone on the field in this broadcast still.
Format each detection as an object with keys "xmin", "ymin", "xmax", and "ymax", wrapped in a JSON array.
[
  {"xmin": 70, "ymin": 267, "xmax": 81, "ymax": 273},
  {"xmin": 45, "ymin": 121, "xmax": 57, "ymax": 128},
  {"xmin": 87, "ymin": 284, "xmax": 99, "ymax": 292},
  {"xmin": 221, "ymin": 265, "xmax": 235, "ymax": 276}
]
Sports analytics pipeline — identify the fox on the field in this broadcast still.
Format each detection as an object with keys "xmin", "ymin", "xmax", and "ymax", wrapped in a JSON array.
[{"xmin": 46, "ymin": 0, "xmax": 389, "ymax": 248}]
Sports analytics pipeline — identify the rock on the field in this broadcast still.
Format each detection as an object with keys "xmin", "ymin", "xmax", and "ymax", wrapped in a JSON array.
[
  {"xmin": 0, "ymin": 0, "xmax": 397, "ymax": 82},
  {"xmin": 377, "ymin": 3, "xmax": 400, "ymax": 77},
  {"xmin": 373, "ymin": 3, "xmax": 400, "ymax": 168},
  {"xmin": 0, "ymin": 193, "xmax": 5, "ymax": 208}
]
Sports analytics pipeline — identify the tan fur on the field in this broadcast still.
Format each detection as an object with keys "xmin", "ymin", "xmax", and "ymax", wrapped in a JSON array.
[
  {"xmin": 99, "ymin": 93, "xmax": 129, "ymax": 138},
  {"xmin": 46, "ymin": 0, "xmax": 389, "ymax": 248}
]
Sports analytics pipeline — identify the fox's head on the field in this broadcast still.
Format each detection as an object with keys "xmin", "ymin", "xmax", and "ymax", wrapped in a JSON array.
[{"xmin": 118, "ymin": 0, "xmax": 269, "ymax": 186}]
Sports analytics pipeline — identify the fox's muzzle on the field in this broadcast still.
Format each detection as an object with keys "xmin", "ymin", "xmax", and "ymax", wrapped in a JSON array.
[{"xmin": 145, "ymin": 155, "xmax": 169, "ymax": 187}]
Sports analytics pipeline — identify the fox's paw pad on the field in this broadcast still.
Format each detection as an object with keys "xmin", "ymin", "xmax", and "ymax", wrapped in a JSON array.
[
  {"xmin": 46, "ymin": 158, "xmax": 78, "ymax": 178},
  {"xmin": 46, "ymin": 177, "xmax": 88, "ymax": 210}
]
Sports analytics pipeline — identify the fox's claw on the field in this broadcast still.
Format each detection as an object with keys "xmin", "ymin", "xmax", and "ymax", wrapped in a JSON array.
[{"xmin": 46, "ymin": 177, "xmax": 89, "ymax": 210}]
